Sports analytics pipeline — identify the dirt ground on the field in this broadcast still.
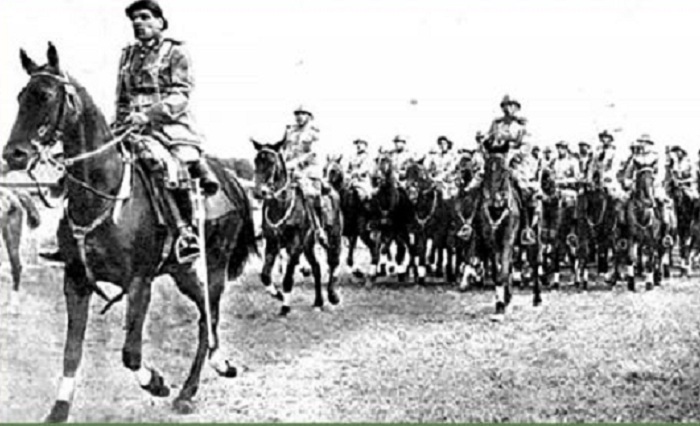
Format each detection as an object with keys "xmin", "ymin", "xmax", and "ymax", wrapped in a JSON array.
[{"xmin": 1, "ymin": 215, "xmax": 700, "ymax": 422}]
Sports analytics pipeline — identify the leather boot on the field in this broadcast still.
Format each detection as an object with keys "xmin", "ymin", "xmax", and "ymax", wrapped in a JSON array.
[
  {"xmin": 309, "ymin": 195, "xmax": 328, "ymax": 248},
  {"xmin": 189, "ymin": 159, "xmax": 220, "ymax": 196}
]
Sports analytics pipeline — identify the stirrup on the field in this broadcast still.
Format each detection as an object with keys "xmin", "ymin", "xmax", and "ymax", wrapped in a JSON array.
[
  {"xmin": 175, "ymin": 230, "xmax": 201, "ymax": 264},
  {"xmin": 662, "ymin": 234, "xmax": 674, "ymax": 248}
]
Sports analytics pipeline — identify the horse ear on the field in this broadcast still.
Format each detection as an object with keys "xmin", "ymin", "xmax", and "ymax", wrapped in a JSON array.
[
  {"xmin": 47, "ymin": 42, "xmax": 60, "ymax": 71},
  {"xmin": 418, "ymin": 156, "xmax": 425, "ymax": 165},
  {"xmin": 250, "ymin": 138, "xmax": 264, "ymax": 151},
  {"xmin": 20, "ymin": 49, "xmax": 38, "ymax": 74},
  {"xmin": 337, "ymin": 154, "xmax": 343, "ymax": 163}
]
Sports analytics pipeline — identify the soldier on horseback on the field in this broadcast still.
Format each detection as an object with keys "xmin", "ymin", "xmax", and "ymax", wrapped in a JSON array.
[
  {"xmin": 114, "ymin": 0, "xmax": 220, "ymax": 261},
  {"xmin": 576, "ymin": 140, "xmax": 593, "ymax": 180},
  {"xmin": 666, "ymin": 145, "xmax": 699, "ymax": 204},
  {"xmin": 587, "ymin": 130, "xmax": 627, "ymax": 229},
  {"xmin": 389, "ymin": 135, "xmax": 415, "ymax": 182},
  {"xmin": 345, "ymin": 138, "xmax": 374, "ymax": 202},
  {"xmin": 279, "ymin": 104, "xmax": 330, "ymax": 245},
  {"xmin": 465, "ymin": 95, "xmax": 541, "ymax": 244},
  {"xmin": 551, "ymin": 140, "xmax": 581, "ymax": 204},
  {"xmin": 428, "ymin": 136, "xmax": 459, "ymax": 196},
  {"xmin": 622, "ymin": 134, "xmax": 673, "ymax": 239}
]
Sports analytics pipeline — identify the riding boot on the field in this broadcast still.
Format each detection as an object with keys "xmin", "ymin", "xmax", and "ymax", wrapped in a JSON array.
[
  {"xmin": 308, "ymin": 195, "xmax": 329, "ymax": 248},
  {"xmin": 188, "ymin": 158, "xmax": 220, "ymax": 196},
  {"xmin": 164, "ymin": 189, "xmax": 201, "ymax": 263}
]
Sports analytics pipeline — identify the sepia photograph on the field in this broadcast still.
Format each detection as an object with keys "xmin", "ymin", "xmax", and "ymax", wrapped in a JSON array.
[{"xmin": 1, "ymin": 0, "xmax": 700, "ymax": 422}]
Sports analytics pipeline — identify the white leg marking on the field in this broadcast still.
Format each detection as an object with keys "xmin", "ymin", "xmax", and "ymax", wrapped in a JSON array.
[
  {"xmin": 282, "ymin": 292, "xmax": 291, "ymax": 307},
  {"xmin": 135, "ymin": 367, "xmax": 152, "ymax": 387},
  {"xmin": 57, "ymin": 376, "xmax": 76, "ymax": 402}
]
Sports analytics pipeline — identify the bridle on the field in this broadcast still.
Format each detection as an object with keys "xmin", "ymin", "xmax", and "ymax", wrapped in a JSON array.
[{"xmin": 257, "ymin": 148, "xmax": 297, "ymax": 230}]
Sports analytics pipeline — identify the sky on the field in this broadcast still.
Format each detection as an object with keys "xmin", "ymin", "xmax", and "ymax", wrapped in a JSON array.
[{"xmin": 1, "ymin": 0, "xmax": 700, "ymax": 161}]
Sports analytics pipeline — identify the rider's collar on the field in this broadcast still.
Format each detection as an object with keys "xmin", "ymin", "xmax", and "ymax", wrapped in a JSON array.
[{"xmin": 138, "ymin": 34, "xmax": 164, "ymax": 51}]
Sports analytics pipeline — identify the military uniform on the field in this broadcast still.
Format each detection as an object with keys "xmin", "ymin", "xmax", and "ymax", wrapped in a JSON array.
[
  {"xmin": 428, "ymin": 148, "xmax": 459, "ymax": 195},
  {"xmin": 281, "ymin": 120, "xmax": 322, "ymax": 196},
  {"xmin": 346, "ymin": 143, "xmax": 374, "ymax": 200},
  {"xmin": 588, "ymin": 144, "xmax": 625, "ymax": 200},
  {"xmin": 667, "ymin": 148, "xmax": 699, "ymax": 200},
  {"xmin": 389, "ymin": 137, "xmax": 414, "ymax": 181},
  {"xmin": 551, "ymin": 148, "xmax": 581, "ymax": 203}
]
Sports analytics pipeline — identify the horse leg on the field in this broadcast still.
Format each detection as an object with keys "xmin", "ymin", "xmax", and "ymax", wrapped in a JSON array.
[
  {"xmin": 261, "ymin": 239, "xmax": 283, "ymax": 302},
  {"xmin": 168, "ymin": 269, "xmax": 212, "ymax": 414},
  {"xmin": 280, "ymin": 246, "xmax": 303, "ymax": 316},
  {"xmin": 346, "ymin": 234, "xmax": 357, "ymax": 268},
  {"xmin": 206, "ymin": 266, "xmax": 238, "ymax": 378},
  {"xmin": 326, "ymin": 228, "xmax": 342, "ymax": 306},
  {"xmin": 531, "ymin": 241, "xmax": 542, "ymax": 306},
  {"xmin": 45, "ymin": 269, "xmax": 92, "ymax": 423},
  {"xmin": 643, "ymin": 245, "xmax": 654, "ymax": 291},
  {"xmin": 3, "ymin": 218, "xmax": 22, "ymax": 311},
  {"xmin": 415, "ymin": 235, "xmax": 428, "ymax": 284},
  {"xmin": 626, "ymin": 242, "xmax": 637, "ymax": 291},
  {"xmin": 303, "ymin": 242, "xmax": 324, "ymax": 310},
  {"xmin": 121, "ymin": 276, "xmax": 171, "ymax": 400},
  {"xmin": 435, "ymin": 242, "xmax": 445, "ymax": 279},
  {"xmin": 491, "ymin": 253, "xmax": 508, "ymax": 322}
]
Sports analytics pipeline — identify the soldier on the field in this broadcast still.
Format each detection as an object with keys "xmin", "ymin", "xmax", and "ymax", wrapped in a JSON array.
[
  {"xmin": 389, "ymin": 135, "xmax": 414, "ymax": 181},
  {"xmin": 111, "ymin": 0, "xmax": 219, "ymax": 261},
  {"xmin": 667, "ymin": 145, "xmax": 699, "ymax": 202},
  {"xmin": 587, "ymin": 130, "xmax": 627, "ymax": 224},
  {"xmin": 576, "ymin": 140, "xmax": 593, "ymax": 181},
  {"xmin": 622, "ymin": 134, "xmax": 672, "ymax": 229},
  {"xmin": 279, "ymin": 105, "xmax": 329, "ymax": 245},
  {"xmin": 428, "ymin": 136, "xmax": 458, "ymax": 191},
  {"xmin": 551, "ymin": 141, "xmax": 581, "ymax": 204},
  {"xmin": 345, "ymin": 138, "xmax": 374, "ymax": 201},
  {"xmin": 542, "ymin": 145, "xmax": 554, "ymax": 170}
]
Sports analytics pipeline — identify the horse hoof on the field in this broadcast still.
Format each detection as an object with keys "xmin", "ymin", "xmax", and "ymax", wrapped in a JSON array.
[
  {"xmin": 300, "ymin": 267, "xmax": 311, "ymax": 277},
  {"xmin": 141, "ymin": 369, "xmax": 170, "ymax": 397},
  {"xmin": 328, "ymin": 291, "xmax": 341, "ymax": 306},
  {"xmin": 645, "ymin": 281, "xmax": 653, "ymax": 291},
  {"xmin": 313, "ymin": 305, "xmax": 324, "ymax": 313},
  {"xmin": 173, "ymin": 398, "xmax": 196, "ymax": 415},
  {"xmin": 45, "ymin": 401, "xmax": 70, "ymax": 423},
  {"xmin": 533, "ymin": 296, "xmax": 542, "ymax": 307},
  {"xmin": 490, "ymin": 312, "xmax": 505, "ymax": 323},
  {"xmin": 279, "ymin": 306, "xmax": 291, "ymax": 317},
  {"xmin": 627, "ymin": 278, "xmax": 636, "ymax": 292}
]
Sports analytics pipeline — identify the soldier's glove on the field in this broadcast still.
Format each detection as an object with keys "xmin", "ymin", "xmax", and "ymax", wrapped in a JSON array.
[{"xmin": 126, "ymin": 112, "xmax": 150, "ymax": 126}]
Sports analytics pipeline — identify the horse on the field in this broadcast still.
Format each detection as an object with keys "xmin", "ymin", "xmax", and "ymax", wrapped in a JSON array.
[
  {"xmin": 252, "ymin": 140, "xmax": 342, "ymax": 315},
  {"xmin": 625, "ymin": 166, "xmax": 666, "ymax": 291},
  {"xmin": 540, "ymin": 167, "xmax": 580, "ymax": 288},
  {"xmin": 323, "ymin": 155, "xmax": 375, "ymax": 277},
  {"xmin": 477, "ymin": 154, "xmax": 541, "ymax": 321},
  {"xmin": 404, "ymin": 158, "xmax": 455, "ymax": 283},
  {"xmin": 2, "ymin": 43, "xmax": 257, "ymax": 421},
  {"xmin": 367, "ymin": 151, "xmax": 414, "ymax": 282},
  {"xmin": 575, "ymin": 175, "xmax": 627, "ymax": 288},
  {"xmin": 451, "ymin": 153, "xmax": 485, "ymax": 291},
  {"xmin": 1, "ymin": 187, "xmax": 41, "ymax": 308},
  {"xmin": 668, "ymin": 177, "xmax": 699, "ymax": 276}
]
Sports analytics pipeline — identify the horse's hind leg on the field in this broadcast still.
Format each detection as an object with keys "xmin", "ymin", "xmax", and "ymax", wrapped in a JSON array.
[
  {"xmin": 303, "ymin": 243, "xmax": 324, "ymax": 310},
  {"xmin": 325, "ymin": 231, "xmax": 342, "ymax": 306},
  {"xmin": 121, "ymin": 276, "xmax": 170, "ymax": 398},
  {"xmin": 45, "ymin": 270, "xmax": 93, "ymax": 423}
]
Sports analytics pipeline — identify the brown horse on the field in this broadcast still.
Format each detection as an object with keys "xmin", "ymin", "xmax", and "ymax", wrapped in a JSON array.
[
  {"xmin": 1, "ymin": 187, "xmax": 41, "ymax": 308},
  {"xmin": 2, "ymin": 43, "xmax": 256, "ymax": 421},
  {"xmin": 252, "ymin": 140, "xmax": 342, "ymax": 315}
]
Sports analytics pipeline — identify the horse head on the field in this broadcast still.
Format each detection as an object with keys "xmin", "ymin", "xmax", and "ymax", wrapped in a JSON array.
[
  {"xmin": 324, "ymin": 154, "xmax": 344, "ymax": 191},
  {"xmin": 3, "ymin": 43, "xmax": 91, "ymax": 173},
  {"xmin": 251, "ymin": 138, "xmax": 287, "ymax": 200},
  {"xmin": 484, "ymin": 155, "xmax": 511, "ymax": 208},
  {"xmin": 404, "ymin": 158, "xmax": 430, "ymax": 203},
  {"xmin": 634, "ymin": 166, "xmax": 656, "ymax": 206}
]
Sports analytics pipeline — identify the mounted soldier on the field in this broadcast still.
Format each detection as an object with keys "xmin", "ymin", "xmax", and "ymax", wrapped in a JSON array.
[
  {"xmin": 428, "ymin": 136, "xmax": 459, "ymax": 196},
  {"xmin": 667, "ymin": 145, "xmax": 699, "ymax": 203},
  {"xmin": 551, "ymin": 140, "xmax": 581, "ymax": 205},
  {"xmin": 466, "ymin": 94, "xmax": 540, "ymax": 244},
  {"xmin": 587, "ymin": 130, "xmax": 626, "ymax": 226},
  {"xmin": 345, "ymin": 138, "xmax": 374, "ymax": 202},
  {"xmin": 389, "ymin": 135, "xmax": 414, "ymax": 182},
  {"xmin": 278, "ymin": 104, "xmax": 331, "ymax": 245},
  {"xmin": 622, "ymin": 134, "xmax": 673, "ymax": 237},
  {"xmin": 576, "ymin": 140, "xmax": 593, "ymax": 181}
]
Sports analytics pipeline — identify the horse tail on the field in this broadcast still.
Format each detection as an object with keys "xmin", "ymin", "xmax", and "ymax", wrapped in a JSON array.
[
  {"xmin": 15, "ymin": 191, "xmax": 41, "ymax": 229},
  {"xmin": 205, "ymin": 156, "xmax": 259, "ymax": 280}
]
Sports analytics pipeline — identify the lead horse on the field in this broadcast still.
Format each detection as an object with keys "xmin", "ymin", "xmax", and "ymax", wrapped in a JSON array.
[
  {"xmin": 477, "ymin": 155, "xmax": 541, "ymax": 320},
  {"xmin": 2, "ymin": 43, "xmax": 256, "ymax": 421}
]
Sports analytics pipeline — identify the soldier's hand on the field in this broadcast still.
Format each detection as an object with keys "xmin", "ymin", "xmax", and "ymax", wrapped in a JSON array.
[{"xmin": 126, "ymin": 112, "xmax": 149, "ymax": 126}]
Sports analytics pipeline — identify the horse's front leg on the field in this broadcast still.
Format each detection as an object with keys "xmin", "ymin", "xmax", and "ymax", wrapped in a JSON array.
[
  {"xmin": 280, "ymin": 243, "xmax": 303, "ymax": 316},
  {"xmin": 2, "ymin": 221, "xmax": 22, "ymax": 311},
  {"xmin": 45, "ymin": 265, "xmax": 93, "ymax": 423},
  {"xmin": 261, "ymin": 238, "xmax": 283, "ymax": 301}
]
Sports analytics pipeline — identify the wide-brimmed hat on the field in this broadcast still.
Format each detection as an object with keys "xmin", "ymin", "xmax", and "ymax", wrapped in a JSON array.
[
  {"xmin": 293, "ymin": 104, "xmax": 313, "ymax": 117},
  {"xmin": 437, "ymin": 135, "xmax": 453, "ymax": 148},
  {"xmin": 598, "ymin": 130, "xmax": 614, "ymax": 142},
  {"xmin": 637, "ymin": 133, "xmax": 654, "ymax": 145},
  {"xmin": 669, "ymin": 145, "xmax": 686, "ymax": 154},
  {"xmin": 555, "ymin": 140, "xmax": 569, "ymax": 148},
  {"xmin": 578, "ymin": 140, "xmax": 591, "ymax": 147},
  {"xmin": 500, "ymin": 94, "xmax": 521, "ymax": 109},
  {"xmin": 353, "ymin": 138, "xmax": 368, "ymax": 147},
  {"xmin": 126, "ymin": 0, "xmax": 168, "ymax": 30}
]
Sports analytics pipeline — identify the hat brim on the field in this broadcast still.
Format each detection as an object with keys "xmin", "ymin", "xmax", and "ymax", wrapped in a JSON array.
[{"xmin": 294, "ymin": 110, "xmax": 313, "ymax": 117}]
